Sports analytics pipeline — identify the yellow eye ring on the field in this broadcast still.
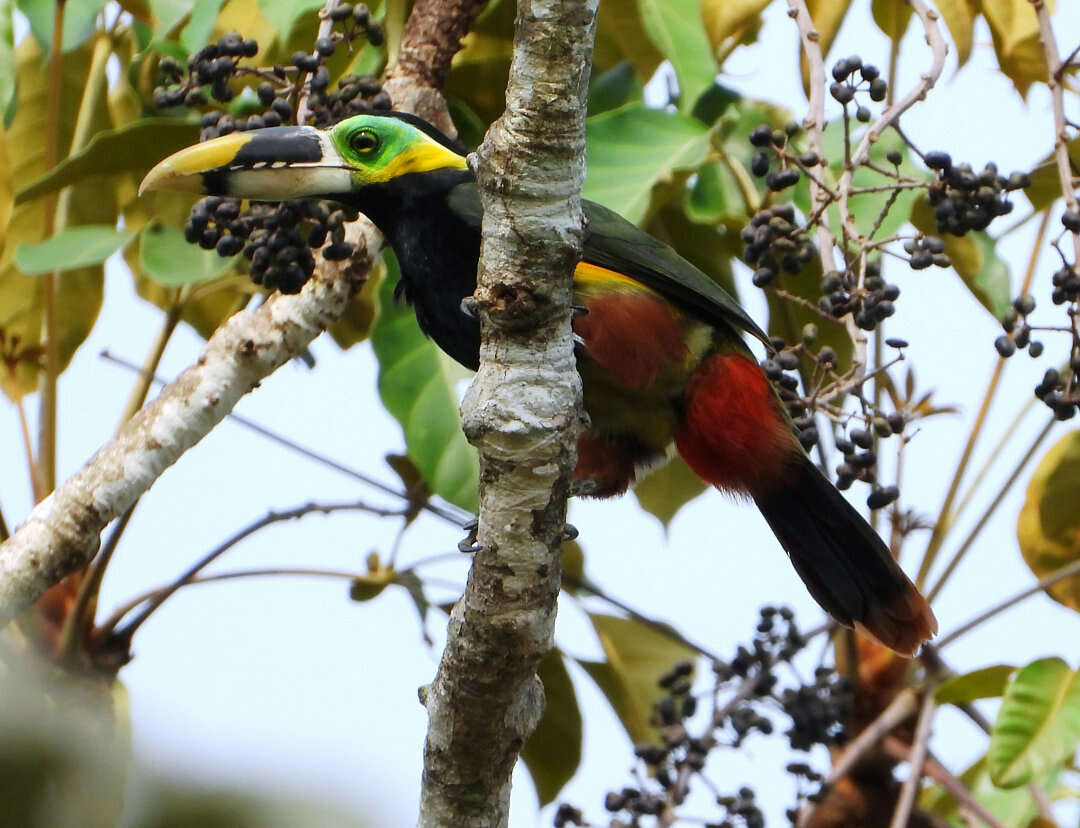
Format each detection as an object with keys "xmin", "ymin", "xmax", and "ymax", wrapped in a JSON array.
[{"xmin": 350, "ymin": 129, "xmax": 380, "ymax": 153}]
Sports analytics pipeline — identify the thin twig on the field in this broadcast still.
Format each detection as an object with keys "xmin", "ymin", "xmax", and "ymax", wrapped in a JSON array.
[
  {"xmin": 797, "ymin": 688, "xmax": 920, "ymax": 827},
  {"xmin": 936, "ymin": 556, "xmax": 1080, "ymax": 649},
  {"xmin": 889, "ymin": 692, "xmax": 936, "ymax": 828},
  {"xmin": 1034, "ymin": 1, "xmax": 1080, "ymax": 267},
  {"xmin": 295, "ymin": 0, "xmax": 341, "ymax": 126},
  {"xmin": 99, "ymin": 349, "xmax": 472, "ymax": 526},
  {"xmin": 99, "ymin": 499, "xmax": 406, "ymax": 639},
  {"xmin": 881, "ymin": 736, "xmax": 1006, "ymax": 828},
  {"xmin": 927, "ymin": 417, "xmax": 1056, "ymax": 602}
]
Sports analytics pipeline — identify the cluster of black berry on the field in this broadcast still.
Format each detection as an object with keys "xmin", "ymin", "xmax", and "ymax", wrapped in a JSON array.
[
  {"xmin": 834, "ymin": 411, "xmax": 904, "ymax": 509},
  {"xmin": 742, "ymin": 205, "xmax": 817, "ymax": 282},
  {"xmin": 924, "ymin": 153, "xmax": 1028, "ymax": 236},
  {"xmin": 781, "ymin": 666, "xmax": 852, "ymax": 751},
  {"xmin": 1051, "ymin": 263, "xmax": 1080, "ymax": 306},
  {"xmin": 154, "ymin": 33, "xmax": 259, "ymax": 109},
  {"xmin": 783, "ymin": 762, "xmax": 826, "ymax": 824},
  {"xmin": 161, "ymin": 15, "xmax": 390, "ymax": 293},
  {"xmin": 184, "ymin": 196, "xmax": 360, "ymax": 293},
  {"xmin": 760, "ymin": 347, "xmax": 817, "ymax": 448},
  {"xmin": 747, "ymin": 123, "xmax": 804, "ymax": 193},
  {"xmin": 995, "ymin": 294, "xmax": 1044, "ymax": 358},
  {"xmin": 829, "ymin": 55, "xmax": 887, "ymax": 122},
  {"xmin": 902, "ymin": 234, "xmax": 951, "ymax": 271},
  {"xmin": 1035, "ymin": 367, "xmax": 1079, "ymax": 420},
  {"xmin": 714, "ymin": 788, "xmax": 765, "ymax": 828},
  {"xmin": 817, "ymin": 263, "xmax": 900, "ymax": 332}
]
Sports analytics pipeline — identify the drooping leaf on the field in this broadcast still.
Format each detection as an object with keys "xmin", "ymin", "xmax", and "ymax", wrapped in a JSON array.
[
  {"xmin": 871, "ymin": 0, "xmax": 913, "ymax": 42},
  {"xmin": 988, "ymin": 657, "xmax": 1080, "ymax": 788},
  {"xmin": 326, "ymin": 263, "xmax": 383, "ymax": 349},
  {"xmin": 921, "ymin": 755, "xmax": 1059, "ymax": 827},
  {"xmin": 584, "ymin": 105, "xmax": 709, "ymax": 225},
  {"xmin": 701, "ymin": 0, "xmax": 770, "ymax": 57},
  {"xmin": 179, "ymin": 0, "xmax": 226, "ymax": 53},
  {"xmin": 637, "ymin": 0, "xmax": 715, "ymax": 113},
  {"xmin": 1026, "ymin": 136, "xmax": 1080, "ymax": 212},
  {"xmin": 0, "ymin": 38, "xmax": 109, "ymax": 399},
  {"xmin": 521, "ymin": 650, "xmax": 583, "ymax": 807},
  {"xmin": 139, "ymin": 223, "xmax": 236, "ymax": 286},
  {"xmin": 935, "ymin": 665, "xmax": 1015, "ymax": 706},
  {"xmin": 633, "ymin": 455, "xmax": 708, "ymax": 530},
  {"xmin": 0, "ymin": 0, "xmax": 15, "ymax": 124},
  {"xmin": 579, "ymin": 613, "xmax": 696, "ymax": 745},
  {"xmin": 910, "ymin": 198, "xmax": 1012, "ymax": 319},
  {"xmin": 15, "ymin": 226, "xmax": 135, "ymax": 275},
  {"xmin": 1017, "ymin": 430, "xmax": 1080, "ymax": 612},
  {"xmin": 595, "ymin": 0, "xmax": 664, "ymax": 82},
  {"xmin": 16, "ymin": 120, "xmax": 200, "ymax": 206},
  {"xmin": 370, "ymin": 252, "xmax": 479, "ymax": 513},
  {"xmin": 444, "ymin": 0, "xmax": 515, "ymax": 126},
  {"xmin": 587, "ymin": 61, "xmax": 642, "ymax": 117},
  {"xmin": 981, "ymin": 0, "xmax": 1050, "ymax": 97},
  {"xmin": 17, "ymin": 0, "xmax": 108, "ymax": 52},
  {"xmin": 0, "ymin": 130, "xmax": 11, "ymax": 241},
  {"xmin": 806, "ymin": 0, "xmax": 854, "ymax": 59},
  {"xmin": 933, "ymin": 0, "xmax": 978, "ymax": 66}
]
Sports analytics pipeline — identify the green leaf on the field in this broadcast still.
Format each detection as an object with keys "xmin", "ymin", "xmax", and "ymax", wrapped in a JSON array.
[
  {"xmin": 584, "ymin": 105, "xmax": 709, "ymax": 225},
  {"xmin": 370, "ymin": 252, "xmax": 479, "ymax": 513},
  {"xmin": 15, "ymin": 119, "xmax": 199, "ymax": 205},
  {"xmin": 922, "ymin": 755, "xmax": 1059, "ymax": 827},
  {"xmin": 0, "ymin": 0, "xmax": 15, "ymax": 124},
  {"xmin": 813, "ymin": 124, "xmax": 921, "ymax": 240},
  {"xmin": 871, "ymin": 0, "xmax": 913, "ymax": 41},
  {"xmin": 685, "ymin": 160, "xmax": 746, "ymax": 225},
  {"xmin": 910, "ymin": 198, "xmax": 1012, "ymax": 319},
  {"xmin": 637, "ymin": 0, "xmax": 716, "ymax": 113},
  {"xmin": 179, "ymin": 0, "xmax": 226, "ymax": 53},
  {"xmin": 148, "ymin": 0, "xmax": 192, "ymax": 37},
  {"xmin": 588, "ymin": 61, "xmax": 642, "ymax": 116},
  {"xmin": 935, "ymin": 665, "xmax": 1015, "ymax": 706},
  {"xmin": 15, "ymin": 226, "xmax": 134, "ymax": 275},
  {"xmin": 139, "ymin": 223, "xmax": 235, "ymax": 286},
  {"xmin": 579, "ymin": 613, "xmax": 696, "ymax": 745},
  {"xmin": 633, "ymin": 455, "xmax": 708, "ymax": 530},
  {"xmin": 17, "ymin": 0, "xmax": 108, "ymax": 52},
  {"xmin": 988, "ymin": 657, "xmax": 1080, "ymax": 788},
  {"xmin": 1017, "ymin": 430, "xmax": 1080, "ymax": 613},
  {"xmin": 521, "ymin": 651, "xmax": 583, "ymax": 807}
]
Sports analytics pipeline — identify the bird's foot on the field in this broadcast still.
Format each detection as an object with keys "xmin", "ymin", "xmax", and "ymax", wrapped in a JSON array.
[
  {"xmin": 561, "ymin": 522, "xmax": 579, "ymax": 542},
  {"xmin": 458, "ymin": 517, "xmax": 481, "ymax": 553},
  {"xmin": 568, "ymin": 479, "xmax": 600, "ymax": 498}
]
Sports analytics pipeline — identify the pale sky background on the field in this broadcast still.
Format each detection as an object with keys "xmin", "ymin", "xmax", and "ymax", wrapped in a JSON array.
[{"xmin": 3, "ymin": 1, "xmax": 1080, "ymax": 826}]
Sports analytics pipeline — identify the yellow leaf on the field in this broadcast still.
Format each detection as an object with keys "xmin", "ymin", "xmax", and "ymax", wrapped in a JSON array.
[
  {"xmin": 597, "ymin": 0, "xmax": 663, "ymax": 82},
  {"xmin": 701, "ymin": 0, "xmax": 770, "ymax": 56},
  {"xmin": 934, "ymin": 0, "xmax": 978, "ymax": 66},
  {"xmin": 981, "ymin": 0, "xmax": 1051, "ymax": 97},
  {"xmin": 806, "ymin": 0, "xmax": 854, "ymax": 58},
  {"xmin": 1017, "ymin": 431, "xmax": 1080, "ymax": 612}
]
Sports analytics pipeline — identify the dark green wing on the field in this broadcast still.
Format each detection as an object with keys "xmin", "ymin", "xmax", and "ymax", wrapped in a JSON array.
[
  {"xmin": 581, "ymin": 200, "xmax": 768, "ymax": 345},
  {"xmin": 446, "ymin": 182, "xmax": 767, "ymax": 345}
]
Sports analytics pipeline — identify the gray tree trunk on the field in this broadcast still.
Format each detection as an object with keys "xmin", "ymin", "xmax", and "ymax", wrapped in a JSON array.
[{"xmin": 417, "ymin": 1, "xmax": 597, "ymax": 826}]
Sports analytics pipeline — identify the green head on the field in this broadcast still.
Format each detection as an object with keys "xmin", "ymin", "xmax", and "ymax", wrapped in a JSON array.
[{"xmin": 140, "ymin": 113, "xmax": 468, "ymax": 200}]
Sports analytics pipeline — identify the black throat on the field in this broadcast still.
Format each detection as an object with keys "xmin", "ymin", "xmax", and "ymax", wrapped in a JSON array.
[{"xmin": 330, "ymin": 169, "xmax": 483, "ymax": 370}]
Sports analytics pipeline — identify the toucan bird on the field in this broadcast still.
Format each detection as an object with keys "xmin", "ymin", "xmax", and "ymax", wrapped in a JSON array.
[{"xmin": 141, "ymin": 112, "xmax": 937, "ymax": 655}]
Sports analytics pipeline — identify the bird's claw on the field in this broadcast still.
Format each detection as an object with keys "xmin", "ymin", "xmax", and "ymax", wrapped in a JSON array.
[
  {"xmin": 458, "ymin": 517, "xmax": 481, "ymax": 553},
  {"xmin": 569, "ymin": 479, "xmax": 599, "ymax": 498},
  {"xmin": 460, "ymin": 296, "xmax": 479, "ymax": 320},
  {"xmin": 561, "ymin": 522, "xmax": 579, "ymax": 542}
]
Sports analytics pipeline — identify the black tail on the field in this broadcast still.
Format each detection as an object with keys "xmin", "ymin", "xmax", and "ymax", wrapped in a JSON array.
[{"xmin": 754, "ymin": 454, "xmax": 937, "ymax": 656}]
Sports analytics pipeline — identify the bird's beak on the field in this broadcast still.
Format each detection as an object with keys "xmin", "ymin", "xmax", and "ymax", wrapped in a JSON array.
[{"xmin": 139, "ymin": 125, "xmax": 353, "ymax": 200}]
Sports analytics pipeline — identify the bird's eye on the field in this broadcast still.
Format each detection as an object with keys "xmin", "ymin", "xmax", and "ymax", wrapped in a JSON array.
[{"xmin": 350, "ymin": 129, "xmax": 380, "ymax": 153}]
